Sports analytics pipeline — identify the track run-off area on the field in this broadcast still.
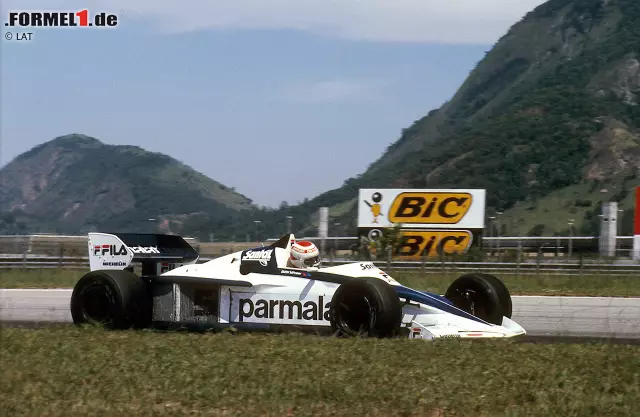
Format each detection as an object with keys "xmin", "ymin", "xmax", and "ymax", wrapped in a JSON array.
[{"xmin": 1, "ymin": 289, "xmax": 639, "ymax": 340}]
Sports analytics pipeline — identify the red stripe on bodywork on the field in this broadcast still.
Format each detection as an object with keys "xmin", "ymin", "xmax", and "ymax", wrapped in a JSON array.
[{"xmin": 635, "ymin": 186, "xmax": 640, "ymax": 235}]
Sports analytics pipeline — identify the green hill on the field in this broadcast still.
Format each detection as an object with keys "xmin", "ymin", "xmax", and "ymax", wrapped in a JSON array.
[
  {"xmin": 284, "ymin": 0, "xmax": 640, "ymax": 238},
  {"xmin": 0, "ymin": 134, "xmax": 255, "ymax": 235}
]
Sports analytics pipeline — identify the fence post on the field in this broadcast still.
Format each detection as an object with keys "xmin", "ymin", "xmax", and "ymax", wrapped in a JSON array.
[{"xmin": 579, "ymin": 252, "xmax": 584, "ymax": 277}]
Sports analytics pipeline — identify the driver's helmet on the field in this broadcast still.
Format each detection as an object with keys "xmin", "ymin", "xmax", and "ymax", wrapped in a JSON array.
[{"xmin": 289, "ymin": 240, "xmax": 321, "ymax": 269}]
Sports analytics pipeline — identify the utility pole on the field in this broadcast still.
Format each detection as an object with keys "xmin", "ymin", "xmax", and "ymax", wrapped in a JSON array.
[
  {"xmin": 496, "ymin": 211, "xmax": 503, "ymax": 261},
  {"xmin": 568, "ymin": 219, "xmax": 575, "ymax": 258},
  {"xmin": 488, "ymin": 216, "xmax": 495, "ymax": 255},
  {"xmin": 333, "ymin": 222, "xmax": 341, "ymax": 259},
  {"xmin": 254, "ymin": 220, "xmax": 261, "ymax": 242},
  {"xmin": 286, "ymin": 216, "xmax": 293, "ymax": 235},
  {"xmin": 618, "ymin": 209, "xmax": 624, "ymax": 257},
  {"xmin": 148, "ymin": 218, "xmax": 156, "ymax": 234}
]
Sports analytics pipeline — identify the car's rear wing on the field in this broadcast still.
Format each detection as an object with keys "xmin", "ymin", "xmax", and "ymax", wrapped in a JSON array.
[{"xmin": 88, "ymin": 232, "xmax": 199, "ymax": 275}]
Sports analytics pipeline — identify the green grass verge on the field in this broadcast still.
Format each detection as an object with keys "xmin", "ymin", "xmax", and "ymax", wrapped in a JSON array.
[
  {"xmin": 1, "ymin": 327, "xmax": 638, "ymax": 416},
  {"xmin": 0, "ymin": 268, "xmax": 87, "ymax": 289},
  {"xmin": 2, "ymin": 268, "xmax": 640, "ymax": 297}
]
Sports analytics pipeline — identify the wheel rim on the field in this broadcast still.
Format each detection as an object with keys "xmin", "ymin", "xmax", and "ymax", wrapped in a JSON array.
[
  {"xmin": 80, "ymin": 283, "xmax": 113, "ymax": 324},
  {"xmin": 336, "ymin": 294, "xmax": 376, "ymax": 336},
  {"xmin": 450, "ymin": 288, "xmax": 490, "ymax": 322}
]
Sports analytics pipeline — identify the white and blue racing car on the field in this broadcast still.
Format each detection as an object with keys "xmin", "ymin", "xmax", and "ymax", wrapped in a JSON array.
[{"xmin": 70, "ymin": 232, "xmax": 526, "ymax": 340}]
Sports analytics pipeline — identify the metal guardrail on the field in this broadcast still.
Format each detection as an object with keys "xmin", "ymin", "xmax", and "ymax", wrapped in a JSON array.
[
  {"xmin": 2, "ymin": 255, "xmax": 640, "ymax": 276},
  {"xmin": 2, "ymin": 234, "xmax": 636, "ymax": 253}
]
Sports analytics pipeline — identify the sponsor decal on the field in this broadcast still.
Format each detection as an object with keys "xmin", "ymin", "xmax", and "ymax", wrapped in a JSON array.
[
  {"xmin": 93, "ymin": 244, "xmax": 127, "ymax": 256},
  {"xmin": 129, "ymin": 246, "xmax": 161, "ymax": 254},
  {"xmin": 237, "ymin": 295, "xmax": 331, "ymax": 323},
  {"xmin": 395, "ymin": 230, "xmax": 473, "ymax": 257},
  {"xmin": 360, "ymin": 262, "xmax": 376, "ymax": 270},
  {"xmin": 88, "ymin": 234, "xmax": 133, "ymax": 271},
  {"xmin": 159, "ymin": 262, "xmax": 183, "ymax": 274},
  {"xmin": 242, "ymin": 249, "xmax": 273, "ymax": 266},
  {"xmin": 102, "ymin": 261, "xmax": 127, "ymax": 267},
  {"xmin": 279, "ymin": 269, "xmax": 312, "ymax": 278},
  {"xmin": 440, "ymin": 334, "xmax": 462, "ymax": 339},
  {"xmin": 94, "ymin": 244, "xmax": 160, "ymax": 256},
  {"xmin": 388, "ymin": 192, "xmax": 472, "ymax": 224},
  {"xmin": 378, "ymin": 271, "xmax": 399, "ymax": 285}
]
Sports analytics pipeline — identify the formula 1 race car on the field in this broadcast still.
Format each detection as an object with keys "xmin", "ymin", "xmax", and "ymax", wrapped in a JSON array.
[{"xmin": 70, "ymin": 232, "xmax": 526, "ymax": 340}]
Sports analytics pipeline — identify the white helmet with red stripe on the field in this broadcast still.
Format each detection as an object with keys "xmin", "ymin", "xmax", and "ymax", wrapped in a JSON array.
[{"xmin": 289, "ymin": 240, "xmax": 321, "ymax": 269}]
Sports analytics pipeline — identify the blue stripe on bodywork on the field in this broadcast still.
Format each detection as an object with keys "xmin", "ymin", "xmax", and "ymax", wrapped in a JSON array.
[
  {"xmin": 394, "ymin": 285, "xmax": 490, "ymax": 325},
  {"xmin": 420, "ymin": 291, "xmax": 454, "ymax": 306}
]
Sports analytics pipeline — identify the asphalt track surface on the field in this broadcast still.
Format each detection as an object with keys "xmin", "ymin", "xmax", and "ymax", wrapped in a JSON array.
[{"xmin": 1, "ymin": 290, "xmax": 639, "ymax": 342}]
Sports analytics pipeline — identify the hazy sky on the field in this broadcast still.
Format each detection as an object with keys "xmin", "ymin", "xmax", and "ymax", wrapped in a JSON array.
[{"xmin": 1, "ymin": 0, "xmax": 546, "ymax": 207}]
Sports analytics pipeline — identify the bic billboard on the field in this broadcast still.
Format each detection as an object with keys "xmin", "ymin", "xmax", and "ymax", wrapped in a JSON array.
[{"xmin": 358, "ymin": 189, "xmax": 486, "ymax": 258}]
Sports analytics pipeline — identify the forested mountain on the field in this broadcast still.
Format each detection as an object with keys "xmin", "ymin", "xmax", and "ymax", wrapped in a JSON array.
[
  {"xmin": 282, "ymin": 0, "xmax": 640, "ymax": 238},
  {"xmin": 0, "ymin": 135, "xmax": 255, "ymax": 236}
]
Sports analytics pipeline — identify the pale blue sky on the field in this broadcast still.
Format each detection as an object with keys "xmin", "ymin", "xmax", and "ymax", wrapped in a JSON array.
[{"xmin": 1, "ymin": 0, "xmax": 545, "ymax": 207}]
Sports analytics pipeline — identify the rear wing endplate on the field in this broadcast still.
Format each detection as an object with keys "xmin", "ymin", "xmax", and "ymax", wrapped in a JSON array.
[{"xmin": 88, "ymin": 232, "xmax": 199, "ymax": 272}]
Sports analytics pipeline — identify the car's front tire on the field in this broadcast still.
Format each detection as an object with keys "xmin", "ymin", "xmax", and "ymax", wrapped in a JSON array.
[
  {"xmin": 444, "ymin": 273, "xmax": 512, "ymax": 325},
  {"xmin": 70, "ymin": 270, "xmax": 152, "ymax": 329},
  {"xmin": 329, "ymin": 278, "xmax": 402, "ymax": 338}
]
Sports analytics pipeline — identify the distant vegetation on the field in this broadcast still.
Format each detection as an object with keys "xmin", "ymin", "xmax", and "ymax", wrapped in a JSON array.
[{"xmin": 0, "ymin": 134, "xmax": 255, "ymax": 239}]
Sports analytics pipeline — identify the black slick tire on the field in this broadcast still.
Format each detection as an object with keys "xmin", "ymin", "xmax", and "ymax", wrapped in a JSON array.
[
  {"xmin": 471, "ymin": 273, "xmax": 512, "ymax": 319},
  {"xmin": 329, "ymin": 278, "xmax": 402, "ymax": 338},
  {"xmin": 70, "ymin": 269, "xmax": 152, "ymax": 329},
  {"xmin": 444, "ymin": 273, "xmax": 512, "ymax": 325}
]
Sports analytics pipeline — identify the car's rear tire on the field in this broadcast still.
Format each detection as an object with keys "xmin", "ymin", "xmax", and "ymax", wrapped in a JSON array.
[
  {"xmin": 70, "ymin": 270, "xmax": 152, "ymax": 329},
  {"xmin": 329, "ymin": 278, "xmax": 402, "ymax": 338},
  {"xmin": 444, "ymin": 273, "xmax": 512, "ymax": 325}
]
